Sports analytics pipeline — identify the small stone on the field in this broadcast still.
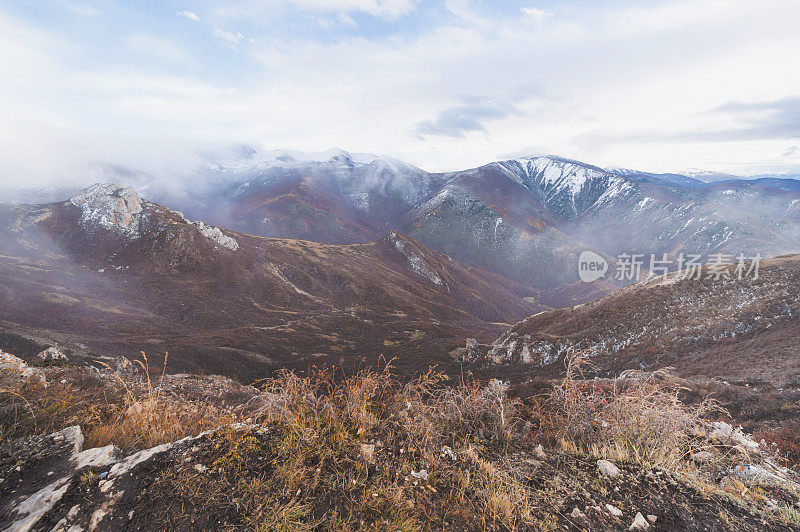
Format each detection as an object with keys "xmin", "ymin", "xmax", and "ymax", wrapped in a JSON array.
[
  {"xmin": 598, "ymin": 459, "xmax": 622, "ymax": 478},
  {"xmin": 360, "ymin": 443, "xmax": 376, "ymax": 463},
  {"xmin": 606, "ymin": 504, "xmax": 623, "ymax": 517},
  {"xmin": 534, "ymin": 444, "xmax": 546, "ymax": 460},
  {"xmin": 629, "ymin": 512, "xmax": 650, "ymax": 530},
  {"xmin": 193, "ymin": 464, "xmax": 208, "ymax": 473},
  {"xmin": 570, "ymin": 507, "xmax": 587, "ymax": 520},
  {"xmin": 647, "ymin": 515, "xmax": 657, "ymax": 523},
  {"xmin": 410, "ymin": 469, "xmax": 428, "ymax": 481}
]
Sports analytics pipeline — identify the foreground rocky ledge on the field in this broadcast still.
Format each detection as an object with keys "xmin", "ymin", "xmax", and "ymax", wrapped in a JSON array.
[
  {"xmin": 2, "ymin": 358, "xmax": 800, "ymax": 531},
  {"xmin": 3, "ymin": 422, "xmax": 800, "ymax": 531}
]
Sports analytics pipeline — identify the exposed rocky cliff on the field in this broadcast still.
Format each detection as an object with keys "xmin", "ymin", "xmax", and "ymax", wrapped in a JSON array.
[{"xmin": 69, "ymin": 184, "xmax": 144, "ymax": 237}]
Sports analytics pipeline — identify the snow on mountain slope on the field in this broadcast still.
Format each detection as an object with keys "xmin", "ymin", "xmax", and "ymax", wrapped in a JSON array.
[
  {"xmin": 681, "ymin": 169, "xmax": 741, "ymax": 183},
  {"xmin": 207, "ymin": 147, "xmax": 379, "ymax": 173},
  {"xmin": 339, "ymin": 156, "xmax": 443, "ymax": 216},
  {"xmin": 206, "ymin": 148, "xmax": 440, "ymax": 222},
  {"xmin": 31, "ymin": 151, "xmax": 799, "ymax": 298},
  {"xmin": 492, "ymin": 156, "xmax": 636, "ymax": 219},
  {"xmin": 606, "ymin": 167, "xmax": 708, "ymax": 188}
]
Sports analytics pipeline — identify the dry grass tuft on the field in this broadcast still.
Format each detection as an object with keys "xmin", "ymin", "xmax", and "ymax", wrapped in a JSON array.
[
  {"xmin": 4, "ymin": 356, "xmax": 794, "ymax": 530},
  {"xmin": 85, "ymin": 353, "xmax": 233, "ymax": 451},
  {"xmin": 147, "ymin": 363, "xmax": 539, "ymax": 530},
  {"xmin": 0, "ymin": 377, "xmax": 86, "ymax": 442},
  {"xmin": 548, "ymin": 353, "xmax": 721, "ymax": 468},
  {"xmin": 0, "ymin": 352, "xmax": 233, "ymax": 452}
]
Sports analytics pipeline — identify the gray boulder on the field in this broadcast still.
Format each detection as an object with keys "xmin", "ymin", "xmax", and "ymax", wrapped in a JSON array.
[
  {"xmin": 0, "ymin": 350, "xmax": 43, "ymax": 384},
  {"xmin": 69, "ymin": 183, "xmax": 143, "ymax": 236},
  {"xmin": 35, "ymin": 346, "xmax": 68, "ymax": 362},
  {"xmin": 598, "ymin": 459, "xmax": 622, "ymax": 478}
]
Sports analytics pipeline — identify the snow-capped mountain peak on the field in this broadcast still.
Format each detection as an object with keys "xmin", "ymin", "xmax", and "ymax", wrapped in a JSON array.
[
  {"xmin": 207, "ymin": 147, "xmax": 379, "ymax": 174},
  {"xmin": 492, "ymin": 155, "xmax": 635, "ymax": 219}
]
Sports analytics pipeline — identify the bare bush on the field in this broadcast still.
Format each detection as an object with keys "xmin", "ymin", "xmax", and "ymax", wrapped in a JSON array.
[{"xmin": 550, "ymin": 353, "xmax": 720, "ymax": 468}]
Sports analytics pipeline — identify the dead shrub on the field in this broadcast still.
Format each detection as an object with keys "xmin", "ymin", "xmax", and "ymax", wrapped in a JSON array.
[
  {"xmin": 404, "ymin": 377, "xmax": 521, "ymax": 450},
  {"xmin": 549, "ymin": 354, "xmax": 719, "ymax": 468},
  {"xmin": 756, "ymin": 426, "xmax": 800, "ymax": 473}
]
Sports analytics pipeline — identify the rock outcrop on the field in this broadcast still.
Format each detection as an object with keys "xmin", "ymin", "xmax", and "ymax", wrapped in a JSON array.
[
  {"xmin": 69, "ymin": 183, "xmax": 143, "ymax": 236},
  {"xmin": 0, "ymin": 425, "xmax": 215, "ymax": 531},
  {"xmin": 0, "ymin": 426, "xmax": 120, "ymax": 531},
  {"xmin": 0, "ymin": 351, "xmax": 43, "ymax": 384},
  {"xmin": 192, "ymin": 221, "xmax": 239, "ymax": 250},
  {"xmin": 35, "ymin": 346, "xmax": 68, "ymax": 363}
]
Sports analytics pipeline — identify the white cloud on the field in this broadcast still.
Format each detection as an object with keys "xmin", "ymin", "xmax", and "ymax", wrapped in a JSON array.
[
  {"xmin": 60, "ymin": 2, "xmax": 100, "ymax": 17},
  {"xmin": 338, "ymin": 13, "xmax": 357, "ymax": 27},
  {"xmin": 285, "ymin": 0, "xmax": 417, "ymax": 19},
  {"xmin": 213, "ymin": 28, "xmax": 246, "ymax": 48},
  {"xmin": 177, "ymin": 10, "xmax": 201, "ymax": 22},
  {"xmin": 1, "ymin": 0, "xmax": 800, "ymax": 187},
  {"xmin": 521, "ymin": 7, "xmax": 550, "ymax": 23},
  {"xmin": 207, "ymin": 0, "xmax": 417, "ymax": 23}
]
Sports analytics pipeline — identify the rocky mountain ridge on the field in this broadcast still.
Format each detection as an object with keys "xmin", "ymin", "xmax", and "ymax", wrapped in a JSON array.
[
  {"xmin": 476, "ymin": 254, "xmax": 800, "ymax": 385},
  {"xmin": 5, "ymin": 151, "xmax": 800, "ymax": 299},
  {"xmin": 150, "ymin": 150, "xmax": 800, "ymax": 294},
  {"xmin": 0, "ymin": 183, "xmax": 536, "ymax": 378}
]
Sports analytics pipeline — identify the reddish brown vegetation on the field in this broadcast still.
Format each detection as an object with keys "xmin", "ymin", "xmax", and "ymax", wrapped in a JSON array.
[{"xmin": 0, "ymin": 200, "xmax": 537, "ymax": 380}]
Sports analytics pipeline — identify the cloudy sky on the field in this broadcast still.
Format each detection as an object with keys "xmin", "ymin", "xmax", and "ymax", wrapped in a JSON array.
[{"xmin": 1, "ymin": 0, "xmax": 799, "ymax": 186}]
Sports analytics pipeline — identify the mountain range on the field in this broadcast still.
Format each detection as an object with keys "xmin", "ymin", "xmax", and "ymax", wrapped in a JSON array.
[
  {"xmin": 0, "ymin": 183, "xmax": 540, "ymax": 379},
  {"xmin": 150, "ymin": 150, "xmax": 800, "ymax": 297},
  {"xmin": 2, "ymin": 150, "xmax": 800, "ymax": 380}
]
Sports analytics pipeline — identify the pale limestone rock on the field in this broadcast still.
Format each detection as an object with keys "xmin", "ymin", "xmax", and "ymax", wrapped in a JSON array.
[
  {"xmin": 629, "ymin": 512, "xmax": 650, "ymax": 530},
  {"xmin": 69, "ymin": 183, "xmax": 143, "ymax": 236},
  {"xmin": 692, "ymin": 451, "xmax": 714, "ymax": 463},
  {"xmin": 193, "ymin": 221, "xmax": 239, "ymax": 250},
  {"xmin": 598, "ymin": 459, "xmax": 622, "ymax": 478},
  {"xmin": 35, "ymin": 346, "xmax": 68, "ymax": 362}
]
